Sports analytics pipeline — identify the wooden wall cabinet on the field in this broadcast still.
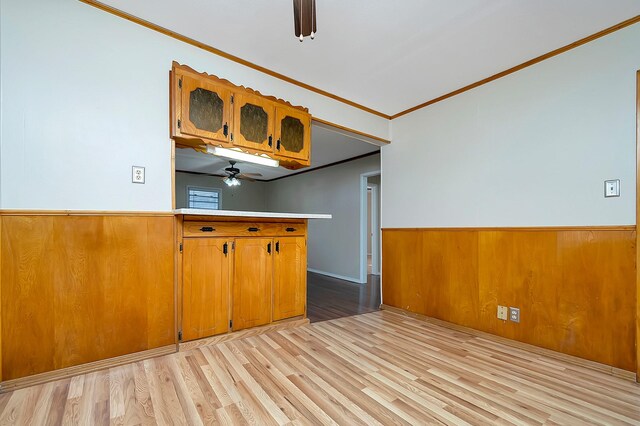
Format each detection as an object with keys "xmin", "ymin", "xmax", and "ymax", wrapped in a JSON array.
[
  {"xmin": 232, "ymin": 92, "xmax": 275, "ymax": 153},
  {"xmin": 179, "ymin": 74, "xmax": 232, "ymax": 143},
  {"xmin": 171, "ymin": 62, "xmax": 312, "ymax": 169},
  {"xmin": 274, "ymin": 107, "xmax": 311, "ymax": 162},
  {"xmin": 179, "ymin": 218, "xmax": 307, "ymax": 341}
]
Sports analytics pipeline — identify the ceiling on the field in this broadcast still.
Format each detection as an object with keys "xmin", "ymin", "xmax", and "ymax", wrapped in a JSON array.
[
  {"xmin": 98, "ymin": 0, "xmax": 640, "ymax": 116},
  {"xmin": 175, "ymin": 124, "xmax": 380, "ymax": 181}
]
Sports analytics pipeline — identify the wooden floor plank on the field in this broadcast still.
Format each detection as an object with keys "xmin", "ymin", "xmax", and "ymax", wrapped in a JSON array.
[
  {"xmin": 306, "ymin": 272, "xmax": 380, "ymax": 323},
  {"xmin": 1, "ymin": 310, "xmax": 639, "ymax": 425}
]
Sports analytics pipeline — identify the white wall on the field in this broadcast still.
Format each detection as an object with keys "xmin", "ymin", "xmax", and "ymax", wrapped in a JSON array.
[
  {"xmin": 383, "ymin": 23, "xmax": 640, "ymax": 228},
  {"xmin": 175, "ymin": 172, "xmax": 267, "ymax": 211},
  {"xmin": 267, "ymin": 154, "xmax": 381, "ymax": 282},
  {"xmin": 0, "ymin": 0, "xmax": 389, "ymax": 211}
]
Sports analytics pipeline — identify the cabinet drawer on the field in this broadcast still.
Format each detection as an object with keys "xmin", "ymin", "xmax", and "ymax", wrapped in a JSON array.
[
  {"xmin": 184, "ymin": 221, "xmax": 282, "ymax": 237},
  {"xmin": 277, "ymin": 224, "xmax": 305, "ymax": 236}
]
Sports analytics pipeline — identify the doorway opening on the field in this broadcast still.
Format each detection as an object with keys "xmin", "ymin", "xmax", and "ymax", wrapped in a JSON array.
[
  {"xmin": 366, "ymin": 178, "xmax": 381, "ymax": 276},
  {"xmin": 360, "ymin": 171, "xmax": 381, "ymax": 283}
]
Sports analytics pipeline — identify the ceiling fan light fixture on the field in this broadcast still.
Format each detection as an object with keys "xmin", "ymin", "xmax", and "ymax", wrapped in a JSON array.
[
  {"xmin": 293, "ymin": 0, "xmax": 317, "ymax": 42},
  {"xmin": 206, "ymin": 146, "xmax": 280, "ymax": 168},
  {"xmin": 223, "ymin": 176, "xmax": 241, "ymax": 187}
]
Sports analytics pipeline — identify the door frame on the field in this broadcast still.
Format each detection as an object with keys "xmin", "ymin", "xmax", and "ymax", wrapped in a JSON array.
[
  {"xmin": 635, "ymin": 70, "xmax": 639, "ymax": 382},
  {"xmin": 360, "ymin": 170, "xmax": 381, "ymax": 284},
  {"xmin": 369, "ymin": 183, "xmax": 381, "ymax": 276}
]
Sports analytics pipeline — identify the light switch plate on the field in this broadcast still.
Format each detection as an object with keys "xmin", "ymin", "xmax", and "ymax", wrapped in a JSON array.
[
  {"xmin": 604, "ymin": 179, "xmax": 620, "ymax": 197},
  {"xmin": 132, "ymin": 166, "xmax": 145, "ymax": 184}
]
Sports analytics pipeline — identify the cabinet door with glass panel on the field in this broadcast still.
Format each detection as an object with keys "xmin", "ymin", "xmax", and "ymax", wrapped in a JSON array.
[
  {"xmin": 179, "ymin": 74, "xmax": 232, "ymax": 143},
  {"xmin": 232, "ymin": 92, "xmax": 275, "ymax": 153},
  {"xmin": 274, "ymin": 106, "xmax": 311, "ymax": 162}
]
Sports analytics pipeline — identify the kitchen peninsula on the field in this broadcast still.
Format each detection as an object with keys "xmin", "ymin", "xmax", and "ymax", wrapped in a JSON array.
[
  {"xmin": 0, "ymin": 209, "xmax": 330, "ymax": 390},
  {"xmin": 175, "ymin": 209, "xmax": 331, "ymax": 347}
]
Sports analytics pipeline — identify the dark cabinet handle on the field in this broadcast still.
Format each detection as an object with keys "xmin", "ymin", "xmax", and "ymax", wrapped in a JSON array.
[
  {"xmin": 223, "ymin": 242, "xmax": 228, "ymax": 256},
  {"xmin": 267, "ymin": 242, "xmax": 271, "ymax": 254},
  {"xmin": 200, "ymin": 226, "xmax": 215, "ymax": 232},
  {"xmin": 285, "ymin": 227, "xmax": 296, "ymax": 232},
  {"xmin": 276, "ymin": 139, "xmax": 281, "ymax": 150},
  {"xmin": 275, "ymin": 241, "xmax": 280, "ymax": 253},
  {"xmin": 223, "ymin": 123, "xmax": 229, "ymax": 137},
  {"xmin": 247, "ymin": 227, "xmax": 260, "ymax": 232},
  {"xmin": 268, "ymin": 135, "xmax": 273, "ymax": 147}
]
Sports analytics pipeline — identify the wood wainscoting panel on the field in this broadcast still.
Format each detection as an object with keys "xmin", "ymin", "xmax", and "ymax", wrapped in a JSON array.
[
  {"xmin": 557, "ymin": 230, "xmax": 636, "ymax": 370},
  {"xmin": 1, "ymin": 215, "xmax": 176, "ymax": 381},
  {"xmin": 382, "ymin": 227, "xmax": 636, "ymax": 371},
  {"xmin": 477, "ymin": 231, "xmax": 561, "ymax": 349}
]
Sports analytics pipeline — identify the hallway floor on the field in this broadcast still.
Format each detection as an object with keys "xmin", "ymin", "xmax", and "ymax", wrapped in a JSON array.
[{"xmin": 306, "ymin": 272, "xmax": 381, "ymax": 323}]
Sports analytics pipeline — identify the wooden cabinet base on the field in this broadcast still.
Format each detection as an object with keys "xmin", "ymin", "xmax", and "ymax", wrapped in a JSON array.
[
  {"xmin": 178, "ymin": 317, "xmax": 309, "ymax": 352},
  {"xmin": 0, "ymin": 345, "xmax": 176, "ymax": 394},
  {"xmin": 178, "ymin": 217, "xmax": 308, "ymax": 341}
]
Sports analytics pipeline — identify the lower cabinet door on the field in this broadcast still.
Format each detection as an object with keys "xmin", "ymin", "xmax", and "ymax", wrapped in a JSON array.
[
  {"xmin": 182, "ymin": 238, "xmax": 230, "ymax": 341},
  {"xmin": 273, "ymin": 237, "xmax": 307, "ymax": 321},
  {"xmin": 232, "ymin": 238, "xmax": 273, "ymax": 331}
]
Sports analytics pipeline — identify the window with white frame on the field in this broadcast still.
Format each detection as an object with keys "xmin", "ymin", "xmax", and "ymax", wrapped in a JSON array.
[{"xmin": 187, "ymin": 186, "xmax": 221, "ymax": 210}]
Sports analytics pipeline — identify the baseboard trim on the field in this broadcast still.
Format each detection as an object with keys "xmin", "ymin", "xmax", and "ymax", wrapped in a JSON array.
[
  {"xmin": 380, "ymin": 304, "xmax": 637, "ymax": 382},
  {"xmin": 179, "ymin": 317, "xmax": 310, "ymax": 351},
  {"xmin": 308, "ymin": 268, "xmax": 363, "ymax": 284},
  {"xmin": 0, "ymin": 345, "xmax": 176, "ymax": 393}
]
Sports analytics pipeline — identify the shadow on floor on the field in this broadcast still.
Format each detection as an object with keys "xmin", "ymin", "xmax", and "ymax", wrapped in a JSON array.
[{"xmin": 306, "ymin": 272, "xmax": 381, "ymax": 323}]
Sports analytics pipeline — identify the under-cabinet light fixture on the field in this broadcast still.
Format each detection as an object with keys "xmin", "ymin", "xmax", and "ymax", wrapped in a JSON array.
[{"xmin": 206, "ymin": 146, "xmax": 280, "ymax": 168}]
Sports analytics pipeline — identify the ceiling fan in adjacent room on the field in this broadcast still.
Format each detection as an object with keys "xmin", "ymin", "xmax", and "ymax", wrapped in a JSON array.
[{"xmin": 222, "ymin": 161, "xmax": 262, "ymax": 187}]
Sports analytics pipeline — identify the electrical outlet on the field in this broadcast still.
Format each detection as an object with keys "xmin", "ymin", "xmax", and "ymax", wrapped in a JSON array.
[
  {"xmin": 497, "ymin": 305, "xmax": 508, "ymax": 321},
  {"xmin": 509, "ymin": 307, "xmax": 520, "ymax": 323},
  {"xmin": 132, "ymin": 166, "xmax": 145, "ymax": 184}
]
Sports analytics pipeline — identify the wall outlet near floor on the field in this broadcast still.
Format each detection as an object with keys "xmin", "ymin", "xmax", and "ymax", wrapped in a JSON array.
[
  {"xmin": 509, "ymin": 307, "xmax": 520, "ymax": 323},
  {"xmin": 497, "ymin": 305, "xmax": 508, "ymax": 321}
]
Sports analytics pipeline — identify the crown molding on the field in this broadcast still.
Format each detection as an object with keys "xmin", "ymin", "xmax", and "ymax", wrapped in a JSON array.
[
  {"xmin": 391, "ymin": 15, "xmax": 640, "ymax": 119},
  {"xmin": 79, "ymin": 0, "xmax": 391, "ymax": 119},
  {"xmin": 80, "ymin": 1, "xmax": 639, "ymax": 122}
]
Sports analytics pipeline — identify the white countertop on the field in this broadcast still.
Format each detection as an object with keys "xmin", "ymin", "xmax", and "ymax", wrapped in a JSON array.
[{"xmin": 174, "ymin": 209, "xmax": 332, "ymax": 219}]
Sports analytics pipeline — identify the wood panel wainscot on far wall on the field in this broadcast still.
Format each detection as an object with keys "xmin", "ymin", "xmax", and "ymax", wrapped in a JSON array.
[
  {"xmin": 381, "ymin": 227, "xmax": 637, "ymax": 372},
  {"xmin": 0, "ymin": 214, "xmax": 176, "ymax": 381}
]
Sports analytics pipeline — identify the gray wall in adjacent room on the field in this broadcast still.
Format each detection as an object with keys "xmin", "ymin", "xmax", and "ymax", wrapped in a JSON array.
[{"xmin": 266, "ymin": 153, "xmax": 381, "ymax": 282}]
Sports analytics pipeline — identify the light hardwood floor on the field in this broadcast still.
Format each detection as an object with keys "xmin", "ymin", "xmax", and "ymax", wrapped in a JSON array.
[{"xmin": 1, "ymin": 311, "xmax": 639, "ymax": 425}]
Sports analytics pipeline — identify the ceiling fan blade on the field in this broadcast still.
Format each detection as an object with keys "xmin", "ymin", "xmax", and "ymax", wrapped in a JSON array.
[
  {"xmin": 238, "ymin": 174, "xmax": 256, "ymax": 182},
  {"xmin": 240, "ymin": 172, "xmax": 263, "ymax": 177}
]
